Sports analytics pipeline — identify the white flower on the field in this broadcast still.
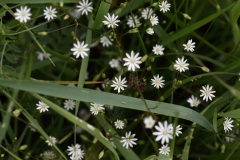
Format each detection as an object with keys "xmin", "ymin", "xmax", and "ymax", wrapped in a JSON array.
[
  {"xmin": 109, "ymin": 58, "xmax": 120, "ymax": 68},
  {"xmin": 36, "ymin": 51, "xmax": 51, "ymax": 61},
  {"xmin": 71, "ymin": 41, "xmax": 89, "ymax": 58},
  {"xmin": 141, "ymin": 8, "xmax": 153, "ymax": 19},
  {"xmin": 151, "ymin": 74, "xmax": 165, "ymax": 89},
  {"xmin": 114, "ymin": 119, "xmax": 124, "ymax": 129},
  {"xmin": 225, "ymin": 133, "xmax": 236, "ymax": 143},
  {"xmin": 183, "ymin": 39, "xmax": 196, "ymax": 52},
  {"xmin": 64, "ymin": 99, "xmax": 76, "ymax": 111},
  {"xmin": 90, "ymin": 103, "xmax": 105, "ymax": 115},
  {"xmin": 14, "ymin": 6, "xmax": 32, "ymax": 23},
  {"xmin": 127, "ymin": 15, "xmax": 140, "ymax": 28},
  {"xmin": 120, "ymin": 132, "xmax": 138, "ymax": 149},
  {"xmin": 45, "ymin": 136, "xmax": 57, "ymax": 146},
  {"xmin": 223, "ymin": 117, "xmax": 234, "ymax": 133},
  {"xmin": 159, "ymin": 1, "xmax": 171, "ymax": 13},
  {"xmin": 150, "ymin": 15, "xmax": 159, "ymax": 26},
  {"xmin": 43, "ymin": 150, "xmax": 56, "ymax": 160},
  {"xmin": 159, "ymin": 145, "xmax": 170, "ymax": 155},
  {"xmin": 187, "ymin": 96, "xmax": 200, "ymax": 107},
  {"xmin": 36, "ymin": 101, "xmax": 49, "ymax": 113},
  {"xmin": 43, "ymin": 6, "xmax": 57, "ymax": 21},
  {"xmin": 173, "ymin": 57, "xmax": 189, "ymax": 72},
  {"xmin": 76, "ymin": 0, "xmax": 93, "ymax": 15},
  {"xmin": 175, "ymin": 125, "xmax": 182, "ymax": 137},
  {"xmin": 100, "ymin": 35, "xmax": 113, "ymax": 47},
  {"xmin": 153, "ymin": 121, "xmax": 173, "ymax": 144},
  {"xmin": 200, "ymin": 85, "xmax": 216, "ymax": 102},
  {"xmin": 123, "ymin": 51, "xmax": 142, "ymax": 71},
  {"xmin": 67, "ymin": 144, "xmax": 84, "ymax": 160},
  {"xmin": 111, "ymin": 76, "xmax": 127, "ymax": 93},
  {"xmin": 146, "ymin": 28, "xmax": 154, "ymax": 35},
  {"xmin": 102, "ymin": 13, "xmax": 120, "ymax": 28},
  {"xmin": 143, "ymin": 116, "xmax": 156, "ymax": 129},
  {"xmin": 152, "ymin": 44, "xmax": 165, "ymax": 55}
]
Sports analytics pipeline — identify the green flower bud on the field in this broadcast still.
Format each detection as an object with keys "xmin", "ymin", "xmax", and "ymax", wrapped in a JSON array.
[
  {"xmin": 99, "ymin": 150, "xmax": 104, "ymax": 159},
  {"xmin": 37, "ymin": 32, "xmax": 48, "ymax": 36},
  {"xmin": 147, "ymin": 66, "xmax": 151, "ymax": 71},
  {"xmin": 102, "ymin": 73, "xmax": 106, "ymax": 78},
  {"xmin": 151, "ymin": 2, "xmax": 158, "ymax": 7},
  {"xmin": 182, "ymin": 13, "xmax": 192, "ymax": 20},
  {"xmin": 13, "ymin": 109, "xmax": 22, "ymax": 117},
  {"xmin": 120, "ymin": 2, "xmax": 127, "ymax": 8},
  {"xmin": 128, "ymin": 28, "xmax": 139, "ymax": 33},
  {"xmin": 1, "ymin": 154, "xmax": 4, "ymax": 158},
  {"xmin": 151, "ymin": 57, "xmax": 155, "ymax": 62},
  {"xmin": 135, "ymin": 23, "xmax": 142, "ymax": 28},
  {"xmin": 201, "ymin": 66, "xmax": 210, "ymax": 73},
  {"xmin": 141, "ymin": 54, "xmax": 148, "ymax": 62},
  {"xmin": 19, "ymin": 145, "xmax": 27, "ymax": 151},
  {"xmin": 160, "ymin": 96, "xmax": 165, "ymax": 101}
]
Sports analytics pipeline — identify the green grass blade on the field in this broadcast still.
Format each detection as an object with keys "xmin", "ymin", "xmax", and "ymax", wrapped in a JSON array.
[
  {"xmin": 219, "ymin": 109, "xmax": 240, "ymax": 118},
  {"xmin": 0, "ymin": 145, "xmax": 21, "ymax": 160},
  {"xmin": 0, "ymin": 79, "xmax": 213, "ymax": 131}
]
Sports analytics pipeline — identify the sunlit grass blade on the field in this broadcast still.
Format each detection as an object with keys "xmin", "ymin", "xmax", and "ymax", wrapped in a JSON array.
[{"xmin": 0, "ymin": 79, "xmax": 213, "ymax": 131}]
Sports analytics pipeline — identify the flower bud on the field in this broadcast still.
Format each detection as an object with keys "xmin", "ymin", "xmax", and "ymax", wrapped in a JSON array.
[
  {"xmin": 141, "ymin": 54, "xmax": 148, "ymax": 62},
  {"xmin": 201, "ymin": 66, "xmax": 209, "ymax": 73},
  {"xmin": 13, "ymin": 109, "xmax": 22, "ymax": 117},
  {"xmin": 38, "ymin": 32, "xmax": 48, "ymax": 36},
  {"xmin": 135, "ymin": 23, "xmax": 142, "ymax": 28},
  {"xmin": 182, "ymin": 13, "xmax": 192, "ymax": 20},
  {"xmin": 128, "ymin": 28, "xmax": 139, "ymax": 33},
  {"xmin": 221, "ymin": 144, "xmax": 225, "ymax": 153},
  {"xmin": 147, "ymin": 66, "xmax": 151, "ymax": 71},
  {"xmin": 120, "ymin": 2, "xmax": 127, "ymax": 8},
  {"xmin": 151, "ymin": 2, "xmax": 158, "ymax": 7},
  {"xmin": 151, "ymin": 57, "xmax": 155, "ymax": 62},
  {"xmin": 146, "ymin": 28, "xmax": 154, "ymax": 35},
  {"xmin": 102, "ymin": 73, "xmax": 106, "ymax": 78},
  {"xmin": 99, "ymin": 150, "xmax": 104, "ymax": 159},
  {"xmin": 19, "ymin": 145, "xmax": 27, "ymax": 151},
  {"xmin": 63, "ymin": 14, "xmax": 69, "ymax": 20}
]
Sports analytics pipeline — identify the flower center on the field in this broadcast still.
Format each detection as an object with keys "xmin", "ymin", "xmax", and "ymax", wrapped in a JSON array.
[
  {"xmin": 48, "ymin": 11, "xmax": 52, "ymax": 15},
  {"xmin": 21, "ymin": 12, "xmax": 26, "ymax": 17},
  {"xmin": 78, "ymin": 47, "xmax": 83, "ymax": 52}
]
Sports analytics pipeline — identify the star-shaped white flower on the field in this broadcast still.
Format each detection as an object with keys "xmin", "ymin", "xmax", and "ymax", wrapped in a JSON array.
[
  {"xmin": 120, "ymin": 132, "xmax": 138, "ymax": 149},
  {"xmin": 36, "ymin": 51, "xmax": 51, "ymax": 61},
  {"xmin": 159, "ymin": 1, "xmax": 171, "ymax": 13},
  {"xmin": 150, "ymin": 15, "xmax": 159, "ymax": 26},
  {"xmin": 159, "ymin": 145, "xmax": 170, "ymax": 155},
  {"xmin": 127, "ymin": 15, "xmax": 140, "ymax": 28},
  {"xmin": 14, "ymin": 6, "xmax": 32, "ymax": 23},
  {"xmin": 43, "ymin": 151, "xmax": 56, "ymax": 159},
  {"xmin": 109, "ymin": 58, "xmax": 120, "ymax": 68},
  {"xmin": 63, "ymin": 99, "xmax": 76, "ymax": 111},
  {"xmin": 153, "ymin": 121, "xmax": 173, "ymax": 144},
  {"xmin": 45, "ymin": 136, "xmax": 57, "ymax": 146},
  {"xmin": 67, "ymin": 144, "xmax": 84, "ymax": 160},
  {"xmin": 152, "ymin": 44, "xmax": 165, "ymax": 55},
  {"xmin": 173, "ymin": 57, "xmax": 189, "ymax": 72},
  {"xmin": 90, "ymin": 103, "xmax": 105, "ymax": 115},
  {"xmin": 183, "ymin": 39, "xmax": 196, "ymax": 52},
  {"xmin": 71, "ymin": 41, "xmax": 89, "ymax": 58},
  {"xmin": 36, "ymin": 101, "xmax": 49, "ymax": 113},
  {"xmin": 111, "ymin": 76, "xmax": 127, "ymax": 93},
  {"xmin": 143, "ymin": 116, "xmax": 156, "ymax": 129},
  {"xmin": 100, "ymin": 35, "xmax": 113, "ymax": 47},
  {"xmin": 76, "ymin": 0, "xmax": 93, "ymax": 15},
  {"xmin": 146, "ymin": 28, "xmax": 154, "ymax": 35},
  {"xmin": 114, "ymin": 119, "xmax": 124, "ymax": 129},
  {"xmin": 187, "ymin": 95, "xmax": 201, "ymax": 107},
  {"xmin": 151, "ymin": 74, "xmax": 165, "ymax": 89},
  {"xmin": 200, "ymin": 85, "xmax": 216, "ymax": 102},
  {"xmin": 123, "ymin": 51, "xmax": 142, "ymax": 71},
  {"xmin": 102, "ymin": 13, "xmax": 120, "ymax": 28},
  {"xmin": 43, "ymin": 6, "xmax": 57, "ymax": 21},
  {"xmin": 141, "ymin": 7, "xmax": 153, "ymax": 20},
  {"xmin": 223, "ymin": 117, "xmax": 234, "ymax": 133}
]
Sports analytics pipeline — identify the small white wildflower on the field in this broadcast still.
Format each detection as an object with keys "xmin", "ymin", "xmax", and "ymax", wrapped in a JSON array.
[
  {"xmin": 127, "ymin": 15, "xmax": 140, "ymax": 28},
  {"xmin": 114, "ymin": 119, "xmax": 124, "ymax": 129},
  {"xmin": 153, "ymin": 121, "xmax": 173, "ymax": 144},
  {"xmin": 45, "ymin": 136, "xmax": 57, "ymax": 146},
  {"xmin": 143, "ymin": 116, "xmax": 156, "ymax": 129},
  {"xmin": 123, "ymin": 51, "xmax": 142, "ymax": 71},
  {"xmin": 159, "ymin": 145, "xmax": 170, "ymax": 155},
  {"xmin": 76, "ymin": 0, "xmax": 93, "ymax": 15},
  {"xmin": 67, "ymin": 144, "xmax": 84, "ymax": 160},
  {"xmin": 63, "ymin": 99, "xmax": 76, "ymax": 111},
  {"xmin": 102, "ymin": 13, "xmax": 120, "ymax": 28},
  {"xmin": 43, "ymin": 6, "xmax": 57, "ymax": 21},
  {"xmin": 151, "ymin": 74, "xmax": 165, "ymax": 89},
  {"xmin": 141, "ymin": 8, "xmax": 153, "ymax": 20},
  {"xmin": 36, "ymin": 51, "xmax": 51, "ymax": 61},
  {"xmin": 109, "ymin": 58, "xmax": 120, "ymax": 68},
  {"xmin": 225, "ymin": 133, "xmax": 236, "ymax": 143},
  {"xmin": 111, "ymin": 76, "xmax": 127, "ymax": 93},
  {"xmin": 100, "ymin": 35, "xmax": 114, "ymax": 47},
  {"xmin": 146, "ymin": 28, "xmax": 154, "ymax": 35},
  {"xmin": 71, "ymin": 41, "xmax": 89, "ymax": 59},
  {"xmin": 175, "ymin": 125, "xmax": 182, "ymax": 137},
  {"xmin": 173, "ymin": 57, "xmax": 189, "ymax": 72},
  {"xmin": 120, "ymin": 132, "xmax": 138, "ymax": 149},
  {"xmin": 90, "ymin": 103, "xmax": 105, "ymax": 115},
  {"xmin": 150, "ymin": 15, "xmax": 159, "ymax": 26},
  {"xmin": 36, "ymin": 101, "xmax": 49, "ymax": 113},
  {"xmin": 200, "ymin": 85, "xmax": 216, "ymax": 102},
  {"xmin": 43, "ymin": 150, "xmax": 56, "ymax": 160},
  {"xmin": 187, "ymin": 95, "xmax": 201, "ymax": 107},
  {"xmin": 223, "ymin": 117, "xmax": 234, "ymax": 133},
  {"xmin": 14, "ymin": 6, "xmax": 32, "ymax": 23},
  {"xmin": 183, "ymin": 39, "xmax": 196, "ymax": 52},
  {"xmin": 152, "ymin": 44, "xmax": 165, "ymax": 55},
  {"xmin": 159, "ymin": 1, "xmax": 171, "ymax": 13}
]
